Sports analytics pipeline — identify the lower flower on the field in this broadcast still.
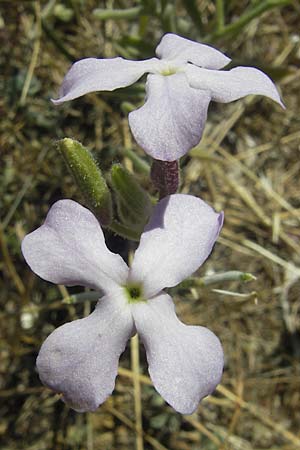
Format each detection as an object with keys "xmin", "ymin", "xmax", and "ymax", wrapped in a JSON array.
[{"xmin": 22, "ymin": 194, "xmax": 224, "ymax": 414}]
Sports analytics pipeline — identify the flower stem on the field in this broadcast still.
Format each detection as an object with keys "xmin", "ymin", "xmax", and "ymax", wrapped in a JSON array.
[
  {"xmin": 216, "ymin": 0, "xmax": 225, "ymax": 32},
  {"xmin": 131, "ymin": 335, "xmax": 144, "ymax": 450},
  {"xmin": 178, "ymin": 271, "xmax": 257, "ymax": 289},
  {"xmin": 62, "ymin": 291, "xmax": 101, "ymax": 304},
  {"xmin": 20, "ymin": 1, "xmax": 41, "ymax": 106},
  {"xmin": 150, "ymin": 159, "xmax": 179, "ymax": 199},
  {"xmin": 123, "ymin": 148, "xmax": 150, "ymax": 175}
]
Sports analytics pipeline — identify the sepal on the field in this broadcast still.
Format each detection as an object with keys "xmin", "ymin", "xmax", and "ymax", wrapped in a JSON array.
[{"xmin": 110, "ymin": 164, "xmax": 152, "ymax": 233}]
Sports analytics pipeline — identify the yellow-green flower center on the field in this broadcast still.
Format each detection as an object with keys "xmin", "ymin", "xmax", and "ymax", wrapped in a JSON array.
[
  {"xmin": 123, "ymin": 283, "xmax": 145, "ymax": 304},
  {"xmin": 160, "ymin": 67, "xmax": 178, "ymax": 76}
]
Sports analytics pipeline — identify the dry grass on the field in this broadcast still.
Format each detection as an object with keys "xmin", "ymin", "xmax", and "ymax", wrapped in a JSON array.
[{"xmin": 1, "ymin": 0, "xmax": 300, "ymax": 449}]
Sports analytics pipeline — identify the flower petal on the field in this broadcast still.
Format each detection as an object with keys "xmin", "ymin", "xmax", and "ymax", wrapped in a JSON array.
[
  {"xmin": 52, "ymin": 57, "xmax": 159, "ymax": 104},
  {"xmin": 22, "ymin": 200, "xmax": 129, "ymax": 292},
  {"xmin": 132, "ymin": 293, "xmax": 223, "ymax": 414},
  {"xmin": 156, "ymin": 33, "xmax": 231, "ymax": 69},
  {"xmin": 37, "ymin": 291, "xmax": 134, "ymax": 412},
  {"xmin": 185, "ymin": 64, "xmax": 284, "ymax": 107},
  {"xmin": 129, "ymin": 194, "xmax": 223, "ymax": 298},
  {"xmin": 128, "ymin": 73, "xmax": 211, "ymax": 161}
]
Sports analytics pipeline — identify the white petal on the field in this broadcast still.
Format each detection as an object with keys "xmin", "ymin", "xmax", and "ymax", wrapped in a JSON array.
[
  {"xmin": 185, "ymin": 64, "xmax": 284, "ymax": 106},
  {"xmin": 128, "ymin": 73, "xmax": 211, "ymax": 161},
  {"xmin": 53, "ymin": 57, "xmax": 159, "ymax": 104},
  {"xmin": 129, "ymin": 194, "xmax": 223, "ymax": 298},
  {"xmin": 156, "ymin": 33, "xmax": 231, "ymax": 69},
  {"xmin": 132, "ymin": 293, "xmax": 223, "ymax": 414},
  {"xmin": 22, "ymin": 200, "xmax": 129, "ymax": 292},
  {"xmin": 37, "ymin": 291, "xmax": 134, "ymax": 412}
]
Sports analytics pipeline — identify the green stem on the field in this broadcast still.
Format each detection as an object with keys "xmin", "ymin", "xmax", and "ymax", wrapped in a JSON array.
[
  {"xmin": 62, "ymin": 291, "xmax": 101, "ymax": 304},
  {"xmin": 179, "ymin": 271, "xmax": 256, "ymax": 289},
  {"xmin": 216, "ymin": 0, "xmax": 225, "ymax": 32},
  {"xmin": 123, "ymin": 148, "xmax": 150, "ymax": 175},
  {"xmin": 93, "ymin": 7, "xmax": 142, "ymax": 20}
]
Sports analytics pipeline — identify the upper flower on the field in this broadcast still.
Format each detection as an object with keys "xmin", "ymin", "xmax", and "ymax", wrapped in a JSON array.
[
  {"xmin": 22, "ymin": 194, "xmax": 223, "ymax": 414},
  {"xmin": 53, "ymin": 33, "xmax": 284, "ymax": 161}
]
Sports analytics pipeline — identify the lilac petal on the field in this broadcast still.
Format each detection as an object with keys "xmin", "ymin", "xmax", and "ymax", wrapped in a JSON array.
[
  {"xmin": 22, "ymin": 200, "xmax": 128, "ymax": 292},
  {"xmin": 37, "ymin": 292, "xmax": 134, "ymax": 412},
  {"xmin": 132, "ymin": 293, "xmax": 223, "ymax": 414},
  {"xmin": 52, "ymin": 57, "xmax": 159, "ymax": 104},
  {"xmin": 128, "ymin": 73, "xmax": 211, "ymax": 161},
  {"xmin": 185, "ymin": 64, "xmax": 284, "ymax": 107},
  {"xmin": 156, "ymin": 33, "xmax": 231, "ymax": 69},
  {"xmin": 129, "ymin": 194, "xmax": 223, "ymax": 298}
]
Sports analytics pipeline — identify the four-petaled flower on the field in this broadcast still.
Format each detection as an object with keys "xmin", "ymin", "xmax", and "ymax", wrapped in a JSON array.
[
  {"xmin": 22, "ymin": 194, "xmax": 224, "ymax": 414},
  {"xmin": 53, "ymin": 33, "xmax": 284, "ymax": 161}
]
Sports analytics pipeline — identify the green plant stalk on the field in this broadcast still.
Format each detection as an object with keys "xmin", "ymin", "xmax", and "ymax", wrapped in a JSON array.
[
  {"xmin": 216, "ymin": 0, "xmax": 225, "ymax": 32},
  {"xmin": 179, "ymin": 271, "xmax": 256, "ymax": 289},
  {"xmin": 93, "ymin": 6, "xmax": 142, "ymax": 20},
  {"xmin": 62, "ymin": 291, "xmax": 101, "ymax": 304},
  {"xmin": 123, "ymin": 148, "xmax": 150, "ymax": 175}
]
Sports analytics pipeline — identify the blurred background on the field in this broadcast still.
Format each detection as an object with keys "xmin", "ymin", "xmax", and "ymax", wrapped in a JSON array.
[{"xmin": 1, "ymin": 0, "xmax": 300, "ymax": 449}]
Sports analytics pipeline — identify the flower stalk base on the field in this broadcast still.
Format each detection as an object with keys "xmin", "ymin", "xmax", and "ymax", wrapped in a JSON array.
[{"xmin": 151, "ymin": 159, "xmax": 179, "ymax": 199}]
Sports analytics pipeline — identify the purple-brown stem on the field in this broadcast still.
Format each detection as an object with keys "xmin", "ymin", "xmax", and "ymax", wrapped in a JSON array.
[{"xmin": 150, "ymin": 159, "xmax": 179, "ymax": 199}]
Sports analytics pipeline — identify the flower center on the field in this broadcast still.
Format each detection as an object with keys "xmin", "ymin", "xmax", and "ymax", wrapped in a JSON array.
[
  {"xmin": 160, "ymin": 66, "xmax": 178, "ymax": 76},
  {"xmin": 154, "ymin": 61, "xmax": 182, "ymax": 77},
  {"xmin": 123, "ymin": 283, "xmax": 145, "ymax": 304}
]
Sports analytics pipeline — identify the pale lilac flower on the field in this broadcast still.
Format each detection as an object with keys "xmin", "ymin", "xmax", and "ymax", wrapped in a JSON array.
[
  {"xmin": 53, "ymin": 33, "xmax": 284, "ymax": 161},
  {"xmin": 22, "ymin": 194, "xmax": 224, "ymax": 414}
]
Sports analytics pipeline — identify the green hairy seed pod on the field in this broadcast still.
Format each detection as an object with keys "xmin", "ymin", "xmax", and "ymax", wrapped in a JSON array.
[{"xmin": 57, "ymin": 138, "xmax": 113, "ymax": 226}]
